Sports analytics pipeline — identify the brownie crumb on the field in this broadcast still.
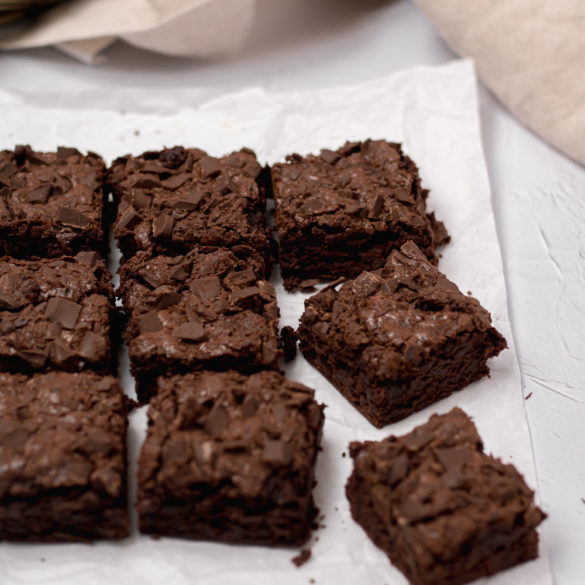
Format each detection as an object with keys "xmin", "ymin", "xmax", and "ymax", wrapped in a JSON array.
[
  {"xmin": 292, "ymin": 548, "xmax": 312, "ymax": 568},
  {"xmin": 581, "ymin": 498, "xmax": 585, "ymax": 504},
  {"xmin": 299, "ymin": 279, "xmax": 319, "ymax": 292},
  {"xmin": 281, "ymin": 326, "xmax": 298, "ymax": 362},
  {"xmin": 525, "ymin": 392, "xmax": 533, "ymax": 400},
  {"xmin": 125, "ymin": 395, "xmax": 140, "ymax": 412}
]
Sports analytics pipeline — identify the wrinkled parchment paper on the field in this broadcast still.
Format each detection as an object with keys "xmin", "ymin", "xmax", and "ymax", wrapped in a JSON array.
[
  {"xmin": 0, "ymin": 0, "xmax": 257, "ymax": 63},
  {"xmin": 0, "ymin": 60, "xmax": 552, "ymax": 585}
]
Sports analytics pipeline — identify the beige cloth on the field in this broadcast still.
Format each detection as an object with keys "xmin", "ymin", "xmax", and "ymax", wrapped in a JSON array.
[
  {"xmin": 413, "ymin": 0, "xmax": 585, "ymax": 166},
  {"xmin": 0, "ymin": 0, "xmax": 257, "ymax": 63}
]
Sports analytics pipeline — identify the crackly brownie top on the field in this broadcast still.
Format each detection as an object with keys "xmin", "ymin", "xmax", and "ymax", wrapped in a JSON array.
[
  {"xmin": 300, "ymin": 241, "xmax": 506, "ymax": 379},
  {"xmin": 139, "ymin": 370, "xmax": 324, "ymax": 499},
  {"xmin": 118, "ymin": 246, "xmax": 266, "ymax": 315},
  {"xmin": 124, "ymin": 247, "xmax": 281, "ymax": 369},
  {"xmin": 0, "ymin": 145, "xmax": 105, "ymax": 228},
  {"xmin": 0, "ymin": 372, "xmax": 126, "ymax": 500},
  {"xmin": 109, "ymin": 146, "xmax": 270, "ymax": 254},
  {"xmin": 0, "ymin": 254, "xmax": 113, "ymax": 370},
  {"xmin": 348, "ymin": 408, "xmax": 545, "ymax": 565},
  {"xmin": 272, "ymin": 140, "xmax": 434, "ymax": 234}
]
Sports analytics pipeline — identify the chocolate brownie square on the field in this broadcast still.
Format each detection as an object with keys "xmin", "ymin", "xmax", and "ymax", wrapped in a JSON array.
[
  {"xmin": 271, "ymin": 139, "xmax": 448, "ymax": 290},
  {"xmin": 346, "ymin": 408, "xmax": 545, "ymax": 585},
  {"xmin": 297, "ymin": 241, "xmax": 507, "ymax": 427},
  {"xmin": 137, "ymin": 370, "xmax": 324, "ymax": 545},
  {"xmin": 0, "ymin": 145, "xmax": 107, "ymax": 259},
  {"xmin": 118, "ymin": 247, "xmax": 281, "ymax": 402},
  {"xmin": 0, "ymin": 372, "xmax": 129, "ymax": 541},
  {"xmin": 0, "ymin": 253, "xmax": 115, "ymax": 374},
  {"xmin": 108, "ymin": 146, "xmax": 271, "ymax": 274}
]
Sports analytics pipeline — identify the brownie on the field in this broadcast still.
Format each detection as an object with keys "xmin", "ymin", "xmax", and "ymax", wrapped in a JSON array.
[
  {"xmin": 0, "ymin": 372, "xmax": 129, "ymax": 541},
  {"xmin": 297, "ymin": 241, "xmax": 507, "ymax": 427},
  {"xmin": 271, "ymin": 139, "xmax": 449, "ymax": 290},
  {"xmin": 0, "ymin": 145, "xmax": 107, "ymax": 258},
  {"xmin": 0, "ymin": 253, "xmax": 115, "ymax": 375},
  {"xmin": 118, "ymin": 247, "xmax": 281, "ymax": 402},
  {"xmin": 107, "ymin": 146, "xmax": 271, "ymax": 274},
  {"xmin": 137, "ymin": 370, "xmax": 324, "ymax": 545},
  {"xmin": 346, "ymin": 408, "xmax": 545, "ymax": 585}
]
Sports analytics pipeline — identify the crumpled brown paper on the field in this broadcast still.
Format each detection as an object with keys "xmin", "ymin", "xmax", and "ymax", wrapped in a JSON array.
[
  {"xmin": 0, "ymin": 0, "xmax": 257, "ymax": 63},
  {"xmin": 412, "ymin": 0, "xmax": 585, "ymax": 167}
]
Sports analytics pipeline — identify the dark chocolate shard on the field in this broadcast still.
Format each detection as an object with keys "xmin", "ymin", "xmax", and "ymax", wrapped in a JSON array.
[
  {"xmin": 170, "ymin": 263, "xmax": 188, "ymax": 281},
  {"xmin": 0, "ymin": 160, "xmax": 18, "ymax": 184},
  {"xmin": 75, "ymin": 251, "xmax": 100, "ymax": 267},
  {"xmin": 173, "ymin": 321, "xmax": 206, "ymax": 342},
  {"xmin": 232, "ymin": 286, "xmax": 260, "ymax": 302},
  {"xmin": 198, "ymin": 156, "xmax": 221, "ymax": 179},
  {"xmin": 134, "ymin": 177, "xmax": 162, "ymax": 189},
  {"xmin": 368, "ymin": 195, "xmax": 385, "ymax": 219},
  {"xmin": 18, "ymin": 349, "xmax": 48, "ymax": 369},
  {"xmin": 155, "ymin": 291, "xmax": 181, "ymax": 310},
  {"xmin": 117, "ymin": 209, "xmax": 142, "ymax": 231},
  {"xmin": 225, "ymin": 268, "xmax": 256, "ymax": 288},
  {"xmin": 262, "ymin": 439, "xmax": 292, "ymax": 466},
  {"xmin": 78, "ymin": 331, "xmax": 103, "ymax": 361},
  {"xmin": 173, "ymin": 189, "xmax": 205, "ymax": 210},
  {"xmin": 165, "ymin": 173, "xmax": 191, "ymax": 190},
  {"xmin": 50, "ymin": 338, "xmax": 73, "ymax": 365},
  {"xmin": 133, "ymin": 191, "xmax": 152, "ymax": 209},
  {"xmin": 138, "ymin": 311, "xmax": 163, "ymax": 334},
  {"xmin": 190, "ymin": 276, "xmax": 221, "ymax": 301},
  {"xmin": 45, "ymin": 297, "xmax": 82, "ymax": 329},
  {"xmin": 204, "ymin": 404, "xmax": 229, "ymax": 436},
  {"xmin": 320, "ymin": 149, "xmax": 340, "ymax": 165},
  {"xmin": 152, "ymin": 213, "xmax": 174, "ymax": 239},
  {"xmin": 241, "ymin": 161, "xmax": 262, "ymax": 178},
  {"xmin": 56, "ymin": 206, "xmax": 91, "ymax": 228},
  {"xmin": 56, "ymin": 146, "xmax": 80, "ymax": 160},
  {"xmin": 24, "ymin": 184, "xmax": 52, "ymax": 204}
]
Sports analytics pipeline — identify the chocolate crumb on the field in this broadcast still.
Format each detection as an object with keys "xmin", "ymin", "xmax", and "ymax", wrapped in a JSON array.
[
  {"xmin": 525, "ymin": 392, "xmax": 533, "ymax": 400},
  {"xmin": 291, "ymin": 548, "xmax": 312, "ymax": 568}
]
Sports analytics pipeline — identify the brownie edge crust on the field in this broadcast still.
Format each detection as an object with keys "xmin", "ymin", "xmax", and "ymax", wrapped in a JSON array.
[
  {"xmin": 137, "ymin": 370, "xmax": 325, "ymax": 545},
  {"xmin": 346, "ymin": 408, "xmax": 545, "ymax": 585}
]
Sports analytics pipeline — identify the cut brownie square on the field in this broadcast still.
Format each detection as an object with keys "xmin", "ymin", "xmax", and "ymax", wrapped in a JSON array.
[
  {"xmin": 346, "ymin": 408, "xmax": 545, "ymax": 585},
  {"xmin": 0, "ymin": 253, "xmax": 115, "ymax": 375},
  {"xmin": 297, "ymin": 241, "xmax": 507, "ymax": 427},
  {"xmin": 0, "ymin": 145, "xmax": 107, "ymax": 258},
  {"xmin": 108, "ymin": 146, "xmax": 271, "ymax": 274},
  {"xmin": 0, "ymin": 372, "xmax": 129, "ymax": 541},
  {"xmin": 271, "ymin": 139, "xmax": 449, "ymax": 290},
  {"xmin": 118, "ymin": 247, "xmax": 281, "ymax": 402},
  {"xmin": 137, "ymin": 370, "xmax": 324, "ymax": 545}
]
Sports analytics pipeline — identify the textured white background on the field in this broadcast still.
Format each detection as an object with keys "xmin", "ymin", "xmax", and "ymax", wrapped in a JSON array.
[
  {"xmin": 0, "ymin": 61, "xmax": 551, "ymax": 585},
  {"xmin": 1, "ymin": 0, "xmax": 583, "ymax": 583}
]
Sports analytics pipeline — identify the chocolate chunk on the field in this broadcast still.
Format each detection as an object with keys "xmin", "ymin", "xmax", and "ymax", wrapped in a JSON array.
[
  {"xmin": 241, "ymin": 394, "xmax": 259, "ymax": 417},
  {"xmin": 368, "ymin": 195, "xmax": 385, "ymax": 219},
  {"xmin": 299, "ymin": 279, "xmax": 319, "ymax": 291},
  {"xmin": 45, "ymin": 322, "xmax": 62, "ymax": 340},
  {"xmin": 241, "ymin": 161, "xmax": 262, "ymax": 178},
  {"xmin": 152, "ymin": 213, "xmax": 174, "ymax": 239},
  {"xmin": 137, "ymin": 311, "xmax": 163, "ymax": 334},
  {"xmin": 170, "ymin": 263, "xmax": 188, "ymax": 281},
  {"xmin": 232, "ymin": 286, "xmax": 260, "ymax": 302},
  {"xmin": 0, "ymin": 160, "xmax": 17, "ymax": 184},
  {"xmin": 141, "ymin": 270, "xmax": 163, "ymax": 289},
  {"xmin": 26, "ymin": 151, "xmax": 49, "ymax": 166},
  {"xmin": 303, "ymin": 198, "xmax": 324, "ymax": 214},
  {"xmin": 56, "ymin": 147, "xmax": 80, "ymax": 160},
  {"xmin": 56, "ymin": 207, "xmax": 91, "ymax": 228},
  {"xmin": 134, "ymin": 178, "xmax": 162, "ymax": 189},
  {"xmin": 75, "ymin": 251, "xmax": 100, "ymax": 267},
  {"xmin": 173, "ymin": 189, "xmax": 205, "ymax": 210},
  {"xmin": 225, "ymin": 268, "xmax": 256, "ymax": 287},
  {"xmin": 320, "ymin": 149, "xmax": 340, "ymax": 165},
  {"xmin": 51, "ymin": 338, "xmax": 73, "ymax": 365},
  {"xmin": 156, "ymin": 291, "xmax": 181, "ymax": 310},
  {"xmin": 45, "ymin": 297, "xmax": 81, "ymax": 329},
  {"xmin": 18, "ymin": 349, "xmax": 48, "ymax": 369},
  {"xmin": 262, "ymin": 440, "xmax": 292, "ymax": 466},
  {"xmin": 190, "ymin": 276, "xmax": 221, "ymax": 300},
  {"xmin": 79, "ymin": 331, "xmax": 103, "ymax": 361},
  {"xmin": 165, "ymin": 173, "xmax": 191, "ymax": 190},
  {"xmin": 204, "ymin": 404, "xmax": 229, "ymax": 436},
  {"xmin": 173, "ymin": 321, "xmax": 206, "ymax": 342},
  {"xmin": 24, "ymin": 185, "xmax": 52, "ymax": 203},
  {"xmin": 133, "ymin": 191, "xmax": 152, "ymax": 209},
  {"xmin": 117, "ymin": 209, "xmax": 142, "ymax": 231},
  {"xmin": 198, "ymin": 156, "xmax": 221, "ymax": 179},
  {"xmin": 0, "ymin": 291, "xmax": 19, "ymax": 310}
]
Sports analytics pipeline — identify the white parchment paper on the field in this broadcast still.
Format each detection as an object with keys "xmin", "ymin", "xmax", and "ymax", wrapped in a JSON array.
[{"xmin": 0, "ymin": 60, "xmax": 552, "ymax": 585}]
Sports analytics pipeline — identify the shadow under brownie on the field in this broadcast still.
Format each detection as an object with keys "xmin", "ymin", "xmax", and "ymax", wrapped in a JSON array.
[
  {"xmin": 346, "ymin": 408, "xmax": 545, "ymax": 585},
  {"xmin": 137, "ymin": 370, "xmax": 324, "ymax": 545},
  {"xmin": 297, "ymin": 241, "xmax": 506, "ymax": 427},
  {"xmin": 0, "ymin": 145, "xmax": 107, "ymax": 259},
  {"xmin": 271, "ymin": 139, "xmax": 448, "ymax": 290},
  {"xmin": 0, "ymin": 372, "xmax": 129, "ymax": 542},
  {"xmin": 118, "ymin": 247, "xmax": 281, "ymax": 403}
]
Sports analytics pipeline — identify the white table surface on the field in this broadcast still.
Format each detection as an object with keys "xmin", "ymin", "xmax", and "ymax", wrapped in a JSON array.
[{"xmin": 1, "ymin": 1, "xmax": 584, "ymax": 583}]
